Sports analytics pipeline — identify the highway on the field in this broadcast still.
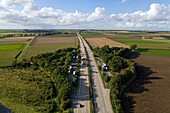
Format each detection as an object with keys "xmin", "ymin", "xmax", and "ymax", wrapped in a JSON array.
[
  {"xmin": 77, "ymin": 32, "xmax": 113, "ymax": 113},
  {"xmin": 72, "ymin": 33, "xmax": 90, "ymax": 113}
]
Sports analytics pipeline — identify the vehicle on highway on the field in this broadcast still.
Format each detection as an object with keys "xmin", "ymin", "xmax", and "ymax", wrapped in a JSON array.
[
  {"xmin": 70, "ymin": 65, "xmax": 72, "ymax": 70},
  {"xmin": 102, "ymin": 64, "xmax": 109, "ymax": 71},
  {"xmin": 81, "ymin": 61, "xmax": 84, "ymax": 65},
  {"xmin": 73, "ymin": 71, "xmax": 75, "ymax": 76}
]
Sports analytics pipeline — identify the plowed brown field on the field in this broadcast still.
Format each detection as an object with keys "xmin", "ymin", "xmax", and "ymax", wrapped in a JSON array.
[
  {"xmin": 84, "ymin": 37, "xmax": 129, "ymax": 48},
  {"xmin": 122, "ymin": 55, "xmax": 170, "ymax": 113}
]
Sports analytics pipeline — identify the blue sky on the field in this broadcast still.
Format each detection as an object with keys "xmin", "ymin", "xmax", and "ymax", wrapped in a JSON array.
[{"xmin": 0, "ymin": 0, "xmax": 170, "ymax": 30}]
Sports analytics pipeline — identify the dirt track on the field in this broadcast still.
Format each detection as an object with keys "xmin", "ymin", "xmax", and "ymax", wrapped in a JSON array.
[
  {"xmin": 84, "ymin": 37, "xmax": 129, "ymax": 48},
  {"xmin": 122, "ymin": 55, "xmax": 170, "ymax": 113}
]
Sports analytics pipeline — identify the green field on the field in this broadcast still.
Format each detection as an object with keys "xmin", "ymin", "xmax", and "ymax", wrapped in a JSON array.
[
  {"xmin": 0, "ymin": 51, "xmax": 19, "ymax": 66},
  {"xmin": 134, "ymin": 49, "xmax": 170, "ymax": 57},
  {"xmin": 116, "ymin": 40, "xmax": 170, "ymax": 50},
  {"xmin": 0, "ymin": 33, "xmax": 37, "ymax": 37},
  {"xmin": 107, "ymin": 37, "xmax": 141, "ymax": 40},
  {"xmin": 0, "ymin": 44, "xmax": 26, "ymax": 51},
  {"xmin": 20, "ymin": 45, "xmax": 77, "ymax": 59},
  {"xmin": 0, "ymin": 44, "xmax": 27, "ymax": 66},
  {"xmin": 0, "ymin": 39, "xmax": 28, "ymax": 42},
  {"xmin": 81, "ymin": 33, "xmax": 106, "ymax": 36},
  {"xmin": 114, "ymin": 39, "xmax": 170, "ymax": 57}
]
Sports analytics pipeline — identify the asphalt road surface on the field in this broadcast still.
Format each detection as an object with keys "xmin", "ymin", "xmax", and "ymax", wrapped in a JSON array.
[
  {"xmin": 77, "ymin": 33, "xmax": 113, "ymax": 113},
  {"xmin": 72, "ymin": 33, "xmax": 90, "ymax": 113},
  {"xmin": 0, "ymin": 103, "xmax": 12, "ymax": 113}
]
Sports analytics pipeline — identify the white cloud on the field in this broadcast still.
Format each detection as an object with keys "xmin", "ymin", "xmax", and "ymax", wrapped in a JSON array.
[
  {"xmin": 0, "ymin": 0, "xmax": 105, "ymax": 27},
  {"xmin": 121, "ymin": 0, "xmax": 128, "ymax": 3},
  {"xmin": 109, "ymin": 3, "xmax": 170, "ymax": 22},
  {"xmin": 116, "ymin": 22, "xmax": 144, "ymax": 28}
]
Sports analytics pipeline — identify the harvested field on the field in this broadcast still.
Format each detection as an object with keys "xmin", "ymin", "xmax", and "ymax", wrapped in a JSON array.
[
  {"xmin": 122, "ymin": 55, "xmax": 170, "ymax": 113},
  {"xmin": 152, "ymin": 37, "xmax": 166, "ymax": 40},
  {"xmin": 83, "ymin": 36, "xmax": 109, "ymax": 38},
  {"xmin": 30, "ymin": 36, "xmax": 77, "ymax": 46},
  {"xmin": 0, "ymin": 40, "xmax": 30, "ymax": 44},
  {"xmin": 84, "ymin": 37, "xmax": 129, "ymax": 48},
  {"xmin": 109, "ymin": 39, "xmax": 142, "ymax": 41},
  {"xmin": 4, "ymin": 37, "xmax": 34, "ymax": 39},
  {"xmin": 105, "ymin": 34, "xmax": 141, "ymax": 38}
]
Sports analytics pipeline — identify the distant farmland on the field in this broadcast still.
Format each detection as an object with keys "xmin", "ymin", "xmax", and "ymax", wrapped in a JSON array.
[
  {"xmin": 83, "ymin": 36, "xmax": 129, "ymax": 48},
  {"xmin": 0, "ymin": 37, "xmax": 33, "ymax": 66},
  {"xmin": 20, "ymin": 35, "xmax": 78, "ymax": 59},
  {"xmin": 30, "ymin": 36, "xmax": 77, "ymax": 46}
]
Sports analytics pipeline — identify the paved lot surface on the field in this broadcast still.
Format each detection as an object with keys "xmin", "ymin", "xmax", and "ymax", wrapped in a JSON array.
[
  {"xmin": 78, "ymin": 33, "xmax": 113, "ymax": 113},
  {"xmin": 72, "ymin": 34, "xmax": 90, "ymax": 113}
]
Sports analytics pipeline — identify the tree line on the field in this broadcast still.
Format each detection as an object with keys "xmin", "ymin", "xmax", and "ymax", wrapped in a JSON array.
[{"xmin": 93, "ymin": 45, "xmax": 136, "ymax": 113}]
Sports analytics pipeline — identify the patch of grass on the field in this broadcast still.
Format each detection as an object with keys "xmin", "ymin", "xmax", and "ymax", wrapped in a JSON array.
[
  {"xmin": 0, "ymin": 44, "xmax": 27, "ymax": 51},
  {"xmin": 0, "ymin": 44, "xmax": 27, "ymax": 66},
  {"xmin": 0, "ymin": 51, "xmax": 19, "ymax": 66},
  {"xmin": 107, "ymin": 37, "xmax": 141, "ymax": 39},
  {"xmin": 81, "ymin": 33, "xmax": 105, "ymax": 36},
  {"xmin": 20, "ymin": 45, "xmax": 77, "ymax": 59},
  {"xmin": 0, "ymin": 96, "xmax": 38, "ymax": 113},
  {"xmin": 134, "ymin": 49, "xmax": 170, "ymax": 57},
  {"xmin": 0, "ymin": 69, "xmax": 53, "ymax": 113}
]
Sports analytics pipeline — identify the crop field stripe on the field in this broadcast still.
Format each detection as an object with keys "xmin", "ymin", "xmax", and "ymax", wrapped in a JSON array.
[
  {"xmin": 81, "ymin": 33, "xmax": 106, "ymax": 37},
  {"xmin": 107, "ymin": 37, "xmax": 141, "ymax": 39},
  {"xmin": 0, "ymin": 39, "xmax": 28, "ymax": 42},
  {"xmin": 115, "ymin": 40, "xmax": 166, "ymax": 44},
  {"xmin": 0, "ymin": 44, "xmax": 27, "ymax": 51},
  {"xmin": 134, "ymin": 49, "xmax": 170, "ymax": 57}
]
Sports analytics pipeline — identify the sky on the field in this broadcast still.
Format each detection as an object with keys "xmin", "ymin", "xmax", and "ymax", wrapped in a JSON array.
[{"xmin": 0, "ymin": 0, "xmax": 170, "ymax": 30}]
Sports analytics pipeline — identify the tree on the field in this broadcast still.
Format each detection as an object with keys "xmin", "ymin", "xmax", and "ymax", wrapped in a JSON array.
[{"xmin": 130, "ymin": 44, "xmax": 137, "ymax": 50}]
